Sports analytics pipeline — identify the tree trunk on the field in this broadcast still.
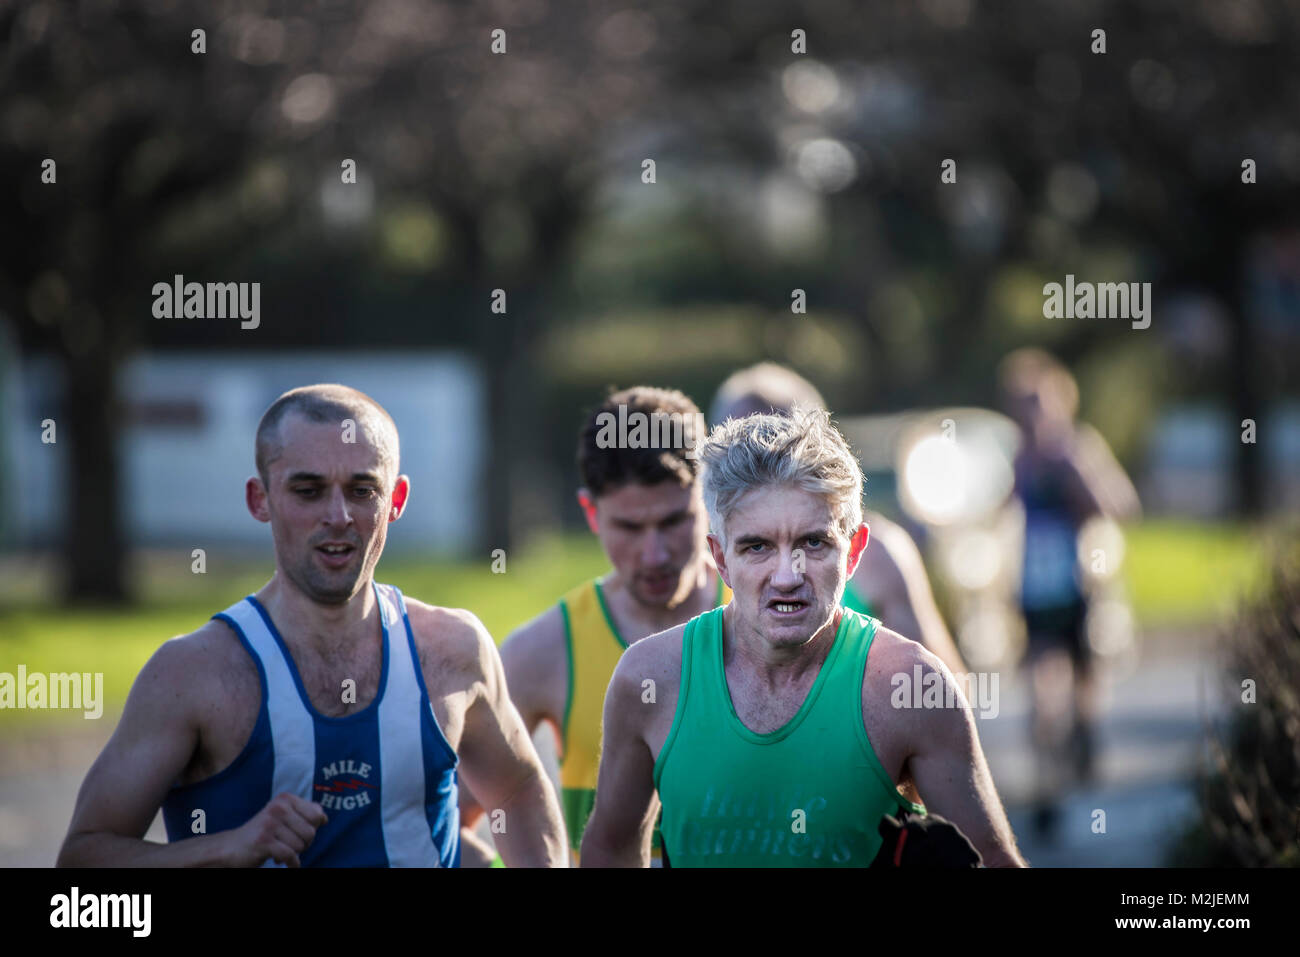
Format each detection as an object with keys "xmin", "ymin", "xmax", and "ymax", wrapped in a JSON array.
[
  {"xmin": 62, "ymin": 346, "xmax": 129, "ymax": 602},
  {"xmin": 1205, "ymin": 226, "xmax": 1263, "ymax": 518}
]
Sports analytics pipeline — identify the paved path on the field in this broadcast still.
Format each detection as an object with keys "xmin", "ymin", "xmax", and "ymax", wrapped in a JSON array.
[
  {"xmin": 979, "ymin": 628, "xmax": 1224, "ymax": 866},
  {"xmin": 0, "ymin": 720, "xmax": 165, "ymax": 866}
]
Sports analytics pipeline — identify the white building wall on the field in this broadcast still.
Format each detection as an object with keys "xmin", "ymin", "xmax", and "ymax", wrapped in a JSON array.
[{"xmin": 4, "ymin": 350, "xmax": 484, "ymax": 553}]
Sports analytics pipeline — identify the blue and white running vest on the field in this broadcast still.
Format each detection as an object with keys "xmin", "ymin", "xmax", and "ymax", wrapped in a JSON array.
[{"xmin": 161, "ymin": 582, "xmax": 460, "ymax": 867}]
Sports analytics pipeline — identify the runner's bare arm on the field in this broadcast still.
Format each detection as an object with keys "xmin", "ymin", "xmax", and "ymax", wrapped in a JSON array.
[
  {"xmin": 579, "ymin": 642, "xmax": 662, "ymax": 867},
  {"xmin": 457, "ymin": 828, "xmax": 498, "ymax": 868},
  {"xmin": 449, "ymin": 610, "xmax": 568, "ymax": 867},
  {"xmin": 57, "ymin": 628, "xmax": 327, "ymax": 867},
  {"xmin": 892, "ymin": 646, "xmax": 1026, "ymax": 867},
  {"xmin": 1073, "ymin": 424, "xmax": 1142, "ymax": 522},
  {"xmin": 867, "ymin": 522, "xmax": 968, "ymax": 677},
  {"xmin": 458, "ymin": 606, "xmax": 566, "ymax": 833}
]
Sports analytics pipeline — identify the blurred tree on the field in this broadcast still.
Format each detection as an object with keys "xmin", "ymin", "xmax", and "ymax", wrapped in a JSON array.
[
  {"xmin": 0, "ymin": 1, "xmax": 676, "ymax": 599},
  {"xmin": 570, "ymin": 1, "xmax": 1299, "ymax": 508},
  {"xmin": 3, "ymin": 0, "xmax": 1297, "ymax": 602},
  {"xmin": 0, "ymin": 2, "xmax": 310, "ymax": 600}
]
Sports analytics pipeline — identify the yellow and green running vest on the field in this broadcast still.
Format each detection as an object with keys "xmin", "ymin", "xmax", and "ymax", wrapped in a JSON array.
[
  {"xmin": 654, "ymin": 606, "xmax": 925, "ymax": 867},
  {"xmin": 558, "ymin": 575, "xmax": 730, "ymax": 862}
]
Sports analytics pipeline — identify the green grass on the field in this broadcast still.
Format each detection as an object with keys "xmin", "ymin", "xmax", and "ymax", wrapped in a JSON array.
[
  {"xmin": 1122, "ymin": 520, "xmax": 1272, "ymax": 627},
  {"xmin": 0, "ymin": 534, "xmax": 609, "ymax": 731},
  {"xmin": 0, "ymin": 521, "xmax": 1274, "ymax": 732}
]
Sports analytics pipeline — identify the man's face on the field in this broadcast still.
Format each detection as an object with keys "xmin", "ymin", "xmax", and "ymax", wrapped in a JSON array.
[
  {"xmin": 588, "ymin": 479, "xmax": 709, "ymax": 610},
  {"xmin": 710, "ymin": 484, "xmax": 865, "ymax": 650},
  {"xmin": 249, "ymin": 413, "xmax": 406, "ymax": 605}
]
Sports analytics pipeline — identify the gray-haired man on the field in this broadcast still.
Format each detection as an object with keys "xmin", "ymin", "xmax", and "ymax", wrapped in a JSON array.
[
  {"xmin": 711, "ymin": 361, "xmax": 967, "ymax": 678},
  {"xmin": 580, "ymin": 407, "xmax": 1024, "ymax": 867}
]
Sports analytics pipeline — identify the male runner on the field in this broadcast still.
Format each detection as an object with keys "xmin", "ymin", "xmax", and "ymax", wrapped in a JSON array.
[
  {"xmin": 581, "ymin": 407, "xmax": 1025, "ymax": 866},
  {"xmin": 459, "ymin": 386, "xmax": 727, "ymax": 865},
  {"xmin": 998, "ymin": 349, "xmax": 1139, "ymax": 832},
  {"xmin": 58, "ymin": 384, "xmax": 566, "ymax": 867},
  {"xmin": 711, "ymin": 362, "xmax": 967, "ymax": 676}
]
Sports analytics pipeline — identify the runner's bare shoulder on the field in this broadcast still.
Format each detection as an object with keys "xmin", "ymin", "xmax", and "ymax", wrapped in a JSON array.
[
  {"xmin": 863, "ymin": 514, "xmax": 926, "ymax": 583},
  {"xmin": 862, "ymin": 624, "xmax": 966, "ymax": 752},
  {"xmin": 400, "ymin": 597, "xmax": 495, "ymax": 692},
  {"xmin": 499, "ymin": 604, "xmax": 566, "ymax": 681},
  {"xmin": 864, "ymin": 623, "xmax": 960, "ymax": 712},
  {"xmin": 611, "ymin": 622, "xmax": 686, "ymax": 703},
  {"xmin": 128, "ymin": 618, "xmax": 258, "ymax": 729},
  {"xmin": 867, "ymin": 624, "xmax": 949, "ymax": 678}
]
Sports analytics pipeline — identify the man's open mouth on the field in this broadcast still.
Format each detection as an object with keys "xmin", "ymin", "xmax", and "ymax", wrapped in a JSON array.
[
  {"xmin": 768, "ymin": 599, "xmax": 808, "ymax": 614},
  {"xmin": 316, "ymin": 543, "xmax": 357, "ymax": 563}
]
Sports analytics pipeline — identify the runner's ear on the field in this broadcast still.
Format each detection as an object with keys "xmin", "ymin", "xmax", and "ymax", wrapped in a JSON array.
[
  {"xmin": 707, "ymin": 533, "xmax": 731, "ymax": 590},
  {"xmin": 576, "ymin": 489, "xmax": 599, "ymax": 534},
  {"xmin": 389, "ymin": 475, "xmax": 410, "ymax": 521},
  {"xmin": 246, "ymin": 475, "xmax": 271, "ymax": 523},
  {"xmin": 845, "ymin": 523, "xmax": 870, "ymax": 577}
]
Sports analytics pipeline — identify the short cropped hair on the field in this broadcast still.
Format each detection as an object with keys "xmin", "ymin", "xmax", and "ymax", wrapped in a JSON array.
[
  {"xmin": 577, "ymin": 386, "xmax": 707, "ymax": 497},
  {"xmin": 255, "ymin": 384, "xmax": 399, "ymax": 485},
  {"xmin": 997, "ymin": 348, "xmax": 1079, "ymax": 419},
  {"xmin": 700, "ymin": 405, "xmax": 863, "ymax": 546},
  {"xmin": 710, "ymin": 362, "xmax": 827, "ymax": 425}
]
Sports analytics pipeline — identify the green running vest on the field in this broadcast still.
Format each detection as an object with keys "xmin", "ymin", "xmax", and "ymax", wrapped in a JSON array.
[{"xmin": 654, "ymin": 606, "xmax": 925, "ymax": 867}]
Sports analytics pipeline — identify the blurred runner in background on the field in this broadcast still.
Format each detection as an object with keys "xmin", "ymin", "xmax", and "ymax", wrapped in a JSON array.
[{"xmin": 998, "ymin": 349, "xmax": 1141, "ymax": 838}]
